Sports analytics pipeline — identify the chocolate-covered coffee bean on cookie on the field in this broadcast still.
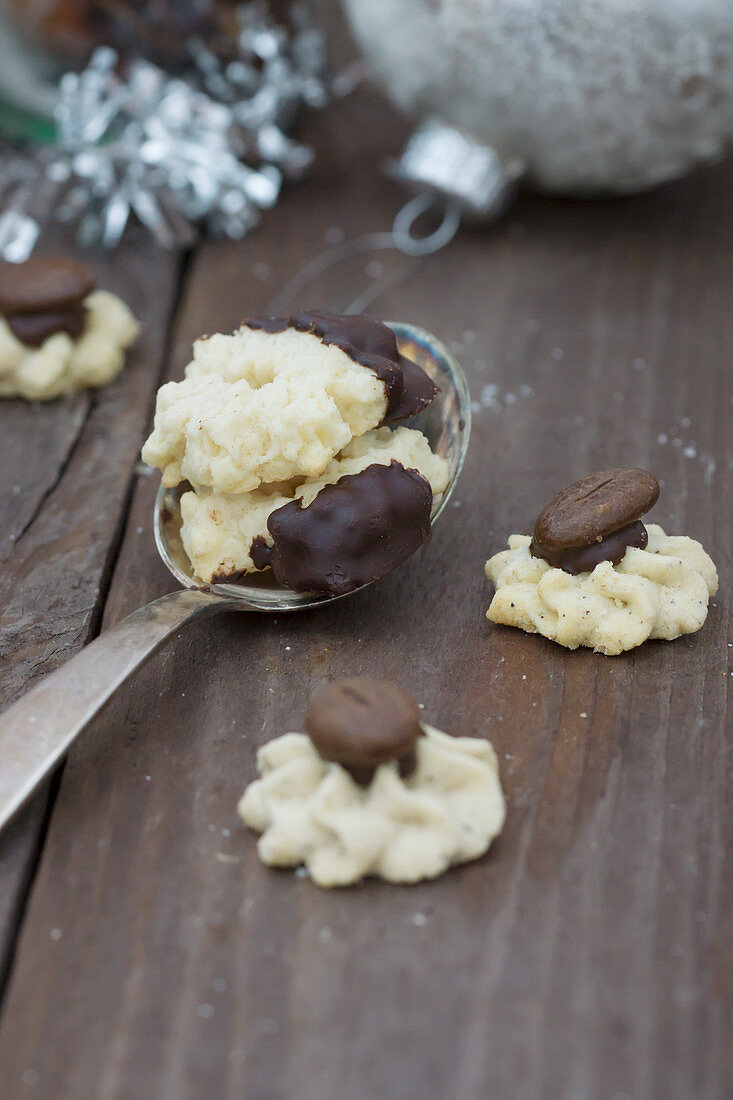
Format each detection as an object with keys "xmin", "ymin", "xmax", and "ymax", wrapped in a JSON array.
[
  {"xmin": 238, "ymin": 678, "xmax": 505, "ymax": 887},
  {"xmin": 0, "ymin": 256, "xmax": 138, "ymax": 400},
  {"xmin": 485, "ymin": 469, "xmax": 718, "ymax": 655},
  {"xmin": 530, "ymin": 467, "xmax": 660, "ymax": 575},
  {"xmin": 305, "ymin": 677, "xmax": 422, "ymax": 784},
  {"xmin": 0, "ymin": 256, "xmax": 95, "ymax": 316}
]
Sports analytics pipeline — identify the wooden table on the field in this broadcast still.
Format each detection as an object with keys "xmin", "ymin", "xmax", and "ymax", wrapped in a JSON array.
[{"xmin": 0, "ymin": 38, "xmax": 731, "ymax": 1100}]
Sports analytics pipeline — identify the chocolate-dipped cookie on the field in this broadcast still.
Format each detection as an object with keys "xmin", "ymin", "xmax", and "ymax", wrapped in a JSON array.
[
  {"xmin": 265, "ymin": 461, "xmax": 433, "ymax": 595},
  {"xmin": 245, "ymin": 310, "xmax": 437, "ymax": 424},
  {"xmin": 146, "ymin": 310, "xmax": 450, "ymax": 590}
]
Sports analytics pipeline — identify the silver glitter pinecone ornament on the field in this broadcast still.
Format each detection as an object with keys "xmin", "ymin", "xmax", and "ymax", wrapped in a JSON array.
[{"xmin": 342, "ymin": 0, "xmax": 733, "ymax": 198}]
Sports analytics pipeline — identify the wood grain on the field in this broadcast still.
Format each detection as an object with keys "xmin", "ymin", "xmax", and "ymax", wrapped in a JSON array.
[
  {"xmin": 0, "ymin": 86, "xmax": 731, "ymax": 1100},
  {"xmin": 0, "ymin": 231, "xmax": 182, "ymax": 986}
]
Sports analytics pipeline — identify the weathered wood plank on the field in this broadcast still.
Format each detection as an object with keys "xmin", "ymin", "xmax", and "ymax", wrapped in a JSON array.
[
  {"xmin": 0, "ymin": 85, "xmax": 730, "ymax": 1100},
  {"xmin": 0, "ymin": 230, "xmax": 182, "ymax": 985}
]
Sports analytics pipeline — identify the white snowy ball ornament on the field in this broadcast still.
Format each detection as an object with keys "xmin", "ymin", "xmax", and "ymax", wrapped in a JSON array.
[{"xmin": 342, "ymin": 0, "xmax": 733, "ymax": 222}]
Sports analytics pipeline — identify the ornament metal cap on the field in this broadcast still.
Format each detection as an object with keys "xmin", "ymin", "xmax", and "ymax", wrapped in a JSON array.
[{"xmin": 388, "ymin": 119, "xmax": 524, "ymax": 221}]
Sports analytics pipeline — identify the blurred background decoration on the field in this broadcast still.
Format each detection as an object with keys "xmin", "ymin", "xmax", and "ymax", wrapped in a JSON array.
[
  {"xmin": 343, "ymin": 0, "xmax": 733, "ymax": 223},
  {"xmin": 2, "ymin": 0, "xmax": 733, "ymax": 261},
  {"xmin": 0, "ymin": 1, "xmax": 347, "ymax": 257}
]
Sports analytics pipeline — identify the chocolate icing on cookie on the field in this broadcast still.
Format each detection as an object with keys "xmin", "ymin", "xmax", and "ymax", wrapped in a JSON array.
[
  {"xmin": 265, "ymin": 460, "xmax": 433, "ymax": 595},
  {"xmin": 7, "ymin": 308, "xmax": 86, "ymax": 348},
  {"xmin": 244, "ymin": 310, "xmax": 437, "ymax": 424},
  {"xmin": 531, "ymin": 520, "xmax": 648, "ymax": 575},
  {"xmin": 249, "ymin": 534, "xmax": 273, "ymax": 571},
  {"xmin": 385, "ymin": 355, "xmax": 438, "ymax": 423},
  {"xmin": 210, "ymin": 567, "xmax": 245, "ymax": 585}
]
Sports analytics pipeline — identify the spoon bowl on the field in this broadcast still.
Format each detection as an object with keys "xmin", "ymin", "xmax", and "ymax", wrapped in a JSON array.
[{"xmin": 154, "ymin": 321, "xmax": 471, "ymax": 610}]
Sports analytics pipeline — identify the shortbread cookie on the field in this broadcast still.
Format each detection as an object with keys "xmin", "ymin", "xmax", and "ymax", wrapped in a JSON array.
[
  {"xmin": 0, "ymin": 257, "xmax": 139, "ymax": 400},
  {"xmin": 238, "ymin": 679, "xmax": 505, "ymax": 887},
  {"xmin": 485, "ymin": 467, "xmax": 718, "ymax": 654},
  {"xmin": 244, "ymin": 311, "xmax": 437, "ymax": 424},
  {"xmin": 180, "ymin": 426, "xmax": 450, "ymax": 584},
  {"xmin": 142, "ymin": 311, "xmax": 437, "ymax": 494},
  {"xmin": 486, "ymin": 527, "xmax": 717, "ymax": 655}
]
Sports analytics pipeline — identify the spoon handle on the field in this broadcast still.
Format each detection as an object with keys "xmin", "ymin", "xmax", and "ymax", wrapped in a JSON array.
[{"xmin": 0, "ymin": 588, "xmax": 228, "ymax": 832}]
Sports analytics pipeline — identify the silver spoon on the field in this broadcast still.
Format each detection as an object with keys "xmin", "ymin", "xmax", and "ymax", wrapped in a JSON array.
[{"xmin": 0, "ymin": 323, "xmax": 470, "ymax": 831}]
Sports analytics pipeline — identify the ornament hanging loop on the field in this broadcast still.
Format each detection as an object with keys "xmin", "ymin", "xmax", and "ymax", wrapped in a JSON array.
[
  {"xmin": 392, "ymin": 193, "xmax": 462, "ymax": 257},
  {"xmin": 387, "ymin": 118, "xmax": 523, "ymax": 255}
]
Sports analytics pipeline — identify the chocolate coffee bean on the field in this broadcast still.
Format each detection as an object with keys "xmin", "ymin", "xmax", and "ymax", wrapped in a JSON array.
[
  {"xmin": 0, "ymin": 257, "xmax": 95, "ymax": 315},
  {"xmin": 305, "ymin": 678, "xmax": 422, "ymax": 785},
  {"xmin": 533, "ymin": 468, "xmax": 659, "ymax": 552}
]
